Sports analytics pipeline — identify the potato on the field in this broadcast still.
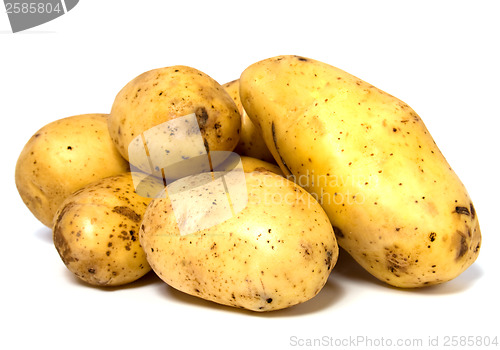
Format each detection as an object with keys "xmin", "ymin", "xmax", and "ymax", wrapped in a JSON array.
[
  {"xmin": 53, "ymin": 172, "xmax": 160, "ymax": 286},
  {"xmin": 240, "ymin": 155, "xmax": 283, "ymax": 176},
  {"xmin": 15, "ymin": 114, "xmax": 130, "ymax": 227},
  {"xmin": 139, "ymin": 170, "xmax": 338, "ymax": 311},
  {"xmin": 240, "ymin": 55, "xmax": 481, "ymax": 288},
  {"xmin": 223, "ymin": 79, "xmax": 275, "ymax": 163},
  {"xmin": 108, "ymin": 66, "xmax": 241, "ymax": 173}
]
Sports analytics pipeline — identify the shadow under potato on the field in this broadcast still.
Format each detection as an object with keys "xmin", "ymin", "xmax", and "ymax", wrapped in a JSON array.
[
  {"xmin": 63, "ymin": 268, "xmax": 163, "ymax": 291},
  {"xmin": 333, "ymin": 247, "xmax": 483, "ymax": 294},
  {"xmin": 33, "ymin": 225, "xmax": 53, "ymax": 244},
  {"xmin": 158, "ymin": 275, "xmax": 345, "ymax": 317}
]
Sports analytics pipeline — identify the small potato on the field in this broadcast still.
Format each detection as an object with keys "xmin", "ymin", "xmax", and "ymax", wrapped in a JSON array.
[
  {"xmin": 240, "ymin": 156, "xmax": 283, "ymax": 176},
  {"xmin": 108, "ymin": 66, "xmax": 241, "ymax": 168},
  {"xmin": 15, "ymin": 114, "xmax": 130, "ymax": 227},
  {"xmin": 139, "ymin": 171, "xmax": 338, "ymax": 311},
  {"xmin": 223, "ymin": 79, "xmax": 275, "ymax": 163},
  {"xmin": 53, "ymin": 172, "xmax": 160, "ymax": 286}
]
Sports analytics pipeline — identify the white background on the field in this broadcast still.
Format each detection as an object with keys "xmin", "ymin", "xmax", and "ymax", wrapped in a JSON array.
[{"xmin": 2, "ymin": 1, "xmax": 499, "ymax": 349}]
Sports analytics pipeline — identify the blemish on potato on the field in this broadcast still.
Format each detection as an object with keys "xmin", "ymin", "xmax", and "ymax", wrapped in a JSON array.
[
  {"xmin": 53, "ymin": 222, "xmax": 75, "ymax": 265},
  {"xmin": 300, "ymin": 242, "xmax": 312, "ymax": 258},
  {"xmin": 385, "ymin": 249, "xmax": 410, "ymax": 275},
  {"xmin": 429, "ymin": 232, "xmax": 437, "ymax": 242},
  {"xmin": 112, "ymin": 206, "xmax": 141, "ymax": 223},
  {"xmin": 195, "ymin": 106, "xmax": 209, "ymax": 126},
  {"xmin": 469, "ymin": 203, "xmax": 476, "ymax": 220},
  {"xmin": 455, "ymin": 231, "xmax": 468, "ymax": 260},
  {"xmin": 325, "ymin": 250, "xmax": 334, "ymax": 268},
  {"xmin": 454, "ymin": 206, "xmax": 470, "ymax": 216},
  {"xmin": 53, "ymin": 202, "xmax": 78, "ymax": 264},
  {"xmin": 129, "ymin": 230, "xmax": 137, "ymax": 241}
]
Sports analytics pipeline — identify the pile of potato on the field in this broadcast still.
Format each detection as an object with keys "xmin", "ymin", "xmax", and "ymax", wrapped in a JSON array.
[{"xmin": 15, "ymin": 55, "xmax": 481, "ymax": 312}]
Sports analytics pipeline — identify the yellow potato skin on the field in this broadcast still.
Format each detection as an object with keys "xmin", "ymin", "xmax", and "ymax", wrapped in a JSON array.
[
  {"xmin": 223, "ymin": 80, "xmax": 275, "ymax": 163},
  {"xmin": 15, "ymin": 114, "xmax": 129, "ymax": 227},
  {"xmin": 139, "ymin": 171, "xmax": 338, "ymax": 311},
  {"xmin": 240, "ymin": 55, "xmax": 481, "ymax": 288},
  {"xmin": 240, "ymin": 156, "xmax": 283, "ymax": 176},
  {"xmin": 109, "ymin": 66, "xmax": 241, "ymax": 163},
  {"xmin": 53, "ymin": 173, "xmax": 157, "ymax": 286}
]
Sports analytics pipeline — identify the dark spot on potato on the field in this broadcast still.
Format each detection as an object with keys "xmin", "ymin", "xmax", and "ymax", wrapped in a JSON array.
[
  {"xmin": 266, "ymin": 298, "xmax": 273, "ymax": 303},
  {"xmin": 470, "ymin": 203, "xmax": 476, "ymax": 220},
  {"xmin": 325, "ymin": 250, "xmax": 333, "ymax": 268},
  {"xmin": 301, "ymin": 243, "xmax": 311, "ymax": 257},
  {"xmin": 195, "ymin": 107, "xmax": 209, "ymax": 126},
  {"xmin": 112, "ymin": 206, "xmax": 141, "ymax": 223},
  {"xmin": 53, "ymin": 224, "xmax": 75, "ymax": 264},
  {"xmin": 386, "ymin": 249, "xmax": 409, "ymax": 275},
  {"xmin": 53, "ymin": 202, "xmax": 78, "ymax": 265},
  {"xmin": 474, "ymin": 243, "xmax": 480, "ymax": 253},
  {"xmin": 332, "ymin": 226, "xmax": 344, "ymax": 238},
  {"xmin": 129, "ymin": 230, "xmax": 136, "ymax": 241},
  {"xmin": 88, "ymin": 268, "xmax": 95, "ymax": 274},
  {"xmin": 271, "ymin": 122, "xmax": 292, "ymax": 175},
  {"xmin": 67, "ymin": 146, "xmax": 72, "ymax": 150},
  {"xmin": 429, "ymin": 232, "xmax": 436, "ymax": 242},
  {"xmin": 295, "ymin": 56, "xmax": 308, "ymax": 61},
  {"xmin": 456, "ymin": 231, "xmax": 468, "ymax": 260},
  {"xmin": 455, "ymin": 206, "xmax": 470, "ymax": 216}
]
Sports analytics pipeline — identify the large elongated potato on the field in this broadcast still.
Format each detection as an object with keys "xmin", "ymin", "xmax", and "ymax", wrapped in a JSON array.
[
  {"xmin": 15, "ymin": 114, "xmax": 130, "ymax": 227},
  {"xmin": 139, "ymin": 171, "xmax": 338, "ymax": 311},
  {"xmin": 53, "ymin": 172, "xmax": 160, "ymax": 286},
  {"xmin": 239, "ymin": 55, "xmax": 481, "ymax": 288},
  {"xmin": 108, "ymin": 66, "xmax": 241, "ymax": 167},
  {"xmin": 223, "ymin": 79, "xmax": 275, "ymax": 163}
]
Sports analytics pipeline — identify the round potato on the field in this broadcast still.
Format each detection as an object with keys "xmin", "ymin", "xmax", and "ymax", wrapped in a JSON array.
[
  {"xmin": 240, "ymin": 155, "xmax": 283, "ymax": 176},
  {"xmin": 223, "ymin": 79, "xmax": 275, "ymax": 163},
  {"xmin": 108, "ymin": 66, "xmax": 241, "ymax": 169},
  {"xmin": 53, "ymin": 172, "xmax": 160, "ymax": 286},
  {"xmin": 139, "ymin": 170, "xmax": 338, "ymax": 311},
  {"xmin": 15, "ymin": 114, "xmax": 130, "ymax": 227}
]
